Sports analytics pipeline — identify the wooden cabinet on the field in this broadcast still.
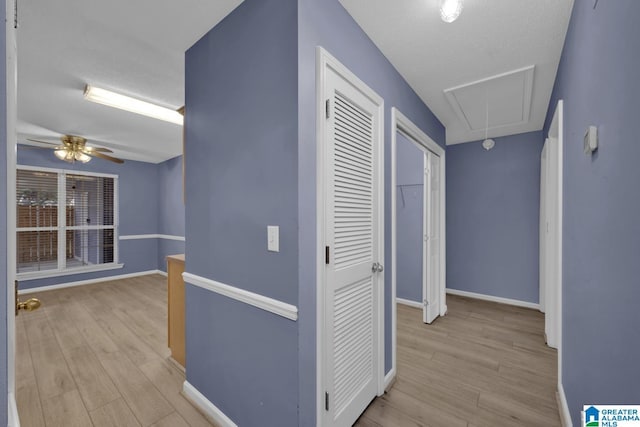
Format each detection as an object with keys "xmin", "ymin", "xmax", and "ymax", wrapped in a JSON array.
[{"xmin": 167, "ymin": 254, "xmax": 185, "ymax": 368}]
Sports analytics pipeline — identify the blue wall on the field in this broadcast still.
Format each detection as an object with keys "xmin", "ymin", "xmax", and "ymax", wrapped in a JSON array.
[
  {"xmin": 0, "ymin": 0, "xmax": 8, "ymax": 422},
  {"xmin": 297, "ymin": 1, "xmax": 445, "ymax": 425},
  {"xmin": 157, "ymin": 156, "xmax": 184, "ymax": 237},
  {"xmin": 183, "ymin": 0, "xmax": 444, "ymax": 424},
  {"xmin": 17, "ymin": 146, "xmax": 162, "ymax": 289},
  {"xmin": 184, "ymin": 0, "xmax": 299, "ymax": 425},
  {"xmin": 446, "ymin": 131, "xmax": 543, "ymax": 304},
  {"xmin": 396, "ymin": 132, "xmax": 424, "ymax": 303},
  {"xmin": 544, "ymin": 0, "xmax": 640, "ymax": 422},
  {"xmin": 157, "ymin": 155, "xmax": 185, "ymax": 272}
]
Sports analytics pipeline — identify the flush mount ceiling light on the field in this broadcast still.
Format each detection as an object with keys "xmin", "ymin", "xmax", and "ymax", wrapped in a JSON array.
[
  {"xmin": 84, "ymin": 85, "xmax": 183, "ymax": 126},
  {"xmin": 482, "ymin": 139, "xmax": 495, "ymax": 151},
  {"xmin": 440, "ymin": 0, "xmax": 463, "ymax": 23}
]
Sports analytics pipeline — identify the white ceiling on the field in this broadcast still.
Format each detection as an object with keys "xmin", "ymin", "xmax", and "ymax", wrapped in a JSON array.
[
  {"xmin": 18, "ymin": 0, "xmax": 573, "ymax": 162},
  {"xmin": 340, "ymin": 0, "xmax": 574, "ymax": 144},
  {"xmin": 17, "ymin": 0, "xmax": 243, "ymax": 163}
]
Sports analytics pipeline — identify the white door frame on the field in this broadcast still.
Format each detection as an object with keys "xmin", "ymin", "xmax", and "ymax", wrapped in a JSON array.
[
  {"xmin": 546, "ymin": 100, "xmax": 563, "ymax": 389},
  {"xmin": 539, "ymin": 138, "xmax": 549, "ymax": 314},
  {"xmin": 6, "ymin": 0, "xmax": 19, "ymax": 423},
  {"xmin": 389, "ymin": 108, "xmax": 446, "ymax": 388},
  {"xmin": 422, "ymin": 149, "xmax": 430, "ymax": 323},
  {"xmin": 315, "ymin": 47, "xmax": 385, "ymax": 426}
]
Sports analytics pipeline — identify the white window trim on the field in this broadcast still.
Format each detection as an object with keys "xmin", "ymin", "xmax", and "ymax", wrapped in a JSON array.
[
  {"xmin": 17, "ymin": 164, "xmax": 119, "ymax": 179},
  {"xmin": 16, "ymin": 164, "xmax": 120, "ymax": 280}
]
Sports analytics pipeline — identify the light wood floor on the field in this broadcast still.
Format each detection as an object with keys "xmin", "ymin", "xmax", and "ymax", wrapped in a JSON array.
[
  {"xmin": 16, "ymin": 275, "xmax": 215, "ymax": 427},
  {"xmin": 18, "ymin": 277, "xmax": 559, "ymax": 427},
  {"xmin": 356, "ymin": 296, "xmax": 561, "ymax": 427}
]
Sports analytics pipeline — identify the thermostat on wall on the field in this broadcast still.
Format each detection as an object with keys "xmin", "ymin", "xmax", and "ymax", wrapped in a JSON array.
[{"xmin": 584, "ymin": 125, "xmax": 598, "ymax": 154}]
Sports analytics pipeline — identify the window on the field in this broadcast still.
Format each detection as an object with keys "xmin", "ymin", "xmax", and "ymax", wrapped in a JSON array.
[{"xmin": 16, "ymin": 166, "xmax": 120, "ymax": 278}]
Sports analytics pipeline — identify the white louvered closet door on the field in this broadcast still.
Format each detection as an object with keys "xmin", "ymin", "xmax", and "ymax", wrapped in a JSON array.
[{"xmin": 324, "ymin": 67, "xmax": 382, "ymax": 427}]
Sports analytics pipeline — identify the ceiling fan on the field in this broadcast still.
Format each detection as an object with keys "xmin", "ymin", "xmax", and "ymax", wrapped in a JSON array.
[{"xmin": 26, "ymin": 135, "xmax": 124, "ymax": 164}]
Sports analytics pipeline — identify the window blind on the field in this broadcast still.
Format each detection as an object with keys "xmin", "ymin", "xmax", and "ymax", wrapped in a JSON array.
[
  {"xmin": 65, "ymin": 174, "xmax": 115, "ymax": 267},
  {"xmin": 16, "ymin": 170, "xmax": 59, "ymax": 273},
  {"xmin": 16, "ymin": 167, "xmax": 118, "ymax": 275}
]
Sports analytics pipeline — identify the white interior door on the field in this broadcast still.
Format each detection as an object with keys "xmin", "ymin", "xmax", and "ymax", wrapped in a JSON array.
[
  {"xmin": 543, "ymin": 135, "xmax": 561, "ymax": 349},
  {"xmin": 323, "ymin": 63, "xmax": 383, "ymax": 426},
  {"xmin": 548, "ymin": 100, "xmax": 563, "ymax": 388},
  {"xmin": 6, "ymin": 0, "xmax": 19, "ymax": 423},
  {"xmin": 424, "ymin": 152, "xmax": 441, "ymax": 324},
  {"xmin": 539, "ymin": 140, "xmax": 548, "ymax": 313}
]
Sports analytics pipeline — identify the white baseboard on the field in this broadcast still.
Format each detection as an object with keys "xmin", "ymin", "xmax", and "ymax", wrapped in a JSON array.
[
  {"xmin": 446, "ymin": 288, "xmax": 540, "ymax": 310},
  {"xmin": 384, "ymin": 368, "xmax": 396, "ymax": 392},
  {"xmin": 120, "ymin": 234, "xmax": 186, "ymax": 241},
  {"xmin": 396, "ymin": 298, "xmax": 423, "ymax": 309},
  {"xmin": 8, "ymin": 392, "xmax": 20, "ymax": 427},
  {"xmin": 157, "ymin": 270, "xmax": 168, "ymax": 277},
  {"xmin": 557, "ymin": 383, "xmax": 572, "ymax": 427},
  {"xmin": 183, "ymin": 381, "xmax": 237, "ymax": 427},
  {"xmin": 19, "ymin": 270, "xmax": 164, "ymax": 294}
]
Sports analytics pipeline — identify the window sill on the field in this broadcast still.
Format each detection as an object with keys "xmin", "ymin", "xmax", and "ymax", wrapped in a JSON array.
[{"xmin": 17, "ymin": 263, "xmax": 125, "ymax": 281}]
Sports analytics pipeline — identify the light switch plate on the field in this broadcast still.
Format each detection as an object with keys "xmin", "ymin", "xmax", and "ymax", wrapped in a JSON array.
[
  {"xmin": 267, "ymin": 226, "xmax": 279, "ymax": 252},
  {"xmin": 584, "ymin": 125, "xmax": 598, "ymax": 154}
]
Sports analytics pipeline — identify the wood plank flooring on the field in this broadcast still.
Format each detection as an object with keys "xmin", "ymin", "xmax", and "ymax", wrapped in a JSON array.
[
  {"xmin": 356, "ymin": 296, "xmax": 561, "ymax": 427},
  {"xmin": 18, "ymin": 276, "xmax": 559, "ymax": 426},
  {"xmin": 16, "ymin": 275, "xmax": 215, "ymax": 427}
]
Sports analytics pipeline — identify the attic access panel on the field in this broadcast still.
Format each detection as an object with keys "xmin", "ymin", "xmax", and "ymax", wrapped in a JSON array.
[{"xmin": 444, "ymin": 65, "xmax": 535, "ymax": 132}]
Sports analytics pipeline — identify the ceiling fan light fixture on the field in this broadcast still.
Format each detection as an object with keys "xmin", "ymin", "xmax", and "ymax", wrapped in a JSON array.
[
  {"xmin": 84, "ymin": 85, "xmax": 183, "ymax": 126},
  {"xmin": 74, "ymin": 151, "xmax": 91, "ymax": 163},
  {"xmin": 54, "ymin": 147, "xmax": 91, "ymax": 163},
  {"xmin": 54, "ymin": 149, "xmax": 68, "ymax": 161},
  {"xmin": 440, "ymin": 0, "xmax": 463, "ymax": 23}
]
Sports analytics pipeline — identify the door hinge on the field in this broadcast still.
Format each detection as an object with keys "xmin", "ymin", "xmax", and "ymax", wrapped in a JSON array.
[
  {"xmin": 15, "ymin": 280, "xmax": 18, "ymax": 316},
  {"xmin": 325, "ymin": 99, "xmax": 330, "ymax": 119},
  {"xmin": 14, "ymin": 0, "xmax": 18, "ymax": 28},
  {"xmin": 325, "ymin": 392, "xmax": 330, "ymax": 411},
  {"xmin": 325, "ymin": 246, "xmax": 330, "ymax": 264}
]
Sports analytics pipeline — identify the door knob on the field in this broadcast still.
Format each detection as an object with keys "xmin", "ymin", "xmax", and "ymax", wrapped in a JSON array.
[
  {"xmin": 17, "ymin": 298, "xmax": 41, "ymax": 313},
  {"xmin": 372, "ymin": 262, "xmax": 384, "ymax": 273}
]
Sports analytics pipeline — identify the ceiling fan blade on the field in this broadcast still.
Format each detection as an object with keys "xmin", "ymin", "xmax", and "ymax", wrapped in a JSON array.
[
  {"xmin": 83, "ymin": 146, "xmax": 113, "ymax": 153},
  {"xmin": 20, "ymin": 144, "xmax": 60, "ymax": 151},
  {"xmin": 26, "ymin": 138, "xmax": 61, "ymax": 147},
  {"xmin": 90, "ymin": 150, "xmax": 125, "ymax": 164}
]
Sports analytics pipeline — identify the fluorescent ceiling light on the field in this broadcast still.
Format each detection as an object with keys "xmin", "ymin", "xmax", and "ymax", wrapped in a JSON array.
[{"xmin": 84, "ymin": 85, "xmax": 183, "ymax": 126}]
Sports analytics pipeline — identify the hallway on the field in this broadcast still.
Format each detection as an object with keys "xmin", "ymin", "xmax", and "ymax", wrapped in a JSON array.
[{"xmin": 357, "ymin": 296, "xmax": 560, "ymax": 426}]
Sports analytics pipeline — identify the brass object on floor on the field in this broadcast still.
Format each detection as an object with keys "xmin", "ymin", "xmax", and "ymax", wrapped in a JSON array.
[{"xmin": 17, "ymin": 297, "xmax": 41, "ymax": 313}]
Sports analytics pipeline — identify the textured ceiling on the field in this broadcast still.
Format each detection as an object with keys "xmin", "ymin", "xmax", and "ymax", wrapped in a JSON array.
[
  {"xmin": 340, "ymin": 0, "xmax": 574, "ymax": 144},
  {"xmin": 17, "ymin": 0, "xmax": 243, "ymax": 163},
  {"xmin": 18, "ymin": 0, "xmax": 573, "ymax": 163}
]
